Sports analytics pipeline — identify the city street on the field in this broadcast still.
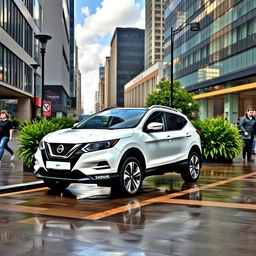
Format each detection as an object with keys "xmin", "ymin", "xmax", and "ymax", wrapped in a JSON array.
[{"xmin": 0, "ymin": 157, "xmax": 256, "ymax": 255}]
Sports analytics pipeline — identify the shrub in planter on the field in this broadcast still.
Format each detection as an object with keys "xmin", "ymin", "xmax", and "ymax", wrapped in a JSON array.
[
  {"xmin": 49, "ymin": 116, "xmax": 75, "ymax": 128},
  {"xmin": 192, "ymin": 118, "xmax": 243, "ymax": 161},
  {"xmin": 16, "ymin": 117, "xmax": 73, "ymax": 168}
]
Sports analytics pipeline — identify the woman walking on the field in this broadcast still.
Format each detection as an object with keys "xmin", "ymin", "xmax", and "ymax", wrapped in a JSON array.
[{"xmin": 0, "ymin": 110, "xmax": 14, "ymax": 164}]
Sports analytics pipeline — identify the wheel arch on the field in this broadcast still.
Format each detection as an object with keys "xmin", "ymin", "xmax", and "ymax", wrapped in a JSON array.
[{"xmin": 118, "ymin": 147, "xmax": 146, "ymax": 173}]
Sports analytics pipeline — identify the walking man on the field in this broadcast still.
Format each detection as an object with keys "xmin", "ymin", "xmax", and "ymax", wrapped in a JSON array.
[
  {"xmin": 0, "ymin": 110, "xmax": 14, "ymax": 164},
  {"xmin": 240, "ymin": 107, "xmax": 256, "ymax": 161}
]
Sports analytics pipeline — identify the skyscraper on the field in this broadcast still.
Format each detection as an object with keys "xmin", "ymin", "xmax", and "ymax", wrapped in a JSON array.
[
  {"xmin": 144, "ymin": 0, "xmax": 165, "ymax": 69},
  {"xmin": 110, "ymin": 27, "xmax": 144, "ymax": 107},
  {"xmin": 42, "ymin": 0, "xmax": 72, "ymax": 117}
]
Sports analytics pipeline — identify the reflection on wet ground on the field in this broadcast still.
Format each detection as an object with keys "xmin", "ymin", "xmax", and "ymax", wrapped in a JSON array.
[{"xmin": 0, "ymin": 159, "xmax": 256, "ymax": 255}]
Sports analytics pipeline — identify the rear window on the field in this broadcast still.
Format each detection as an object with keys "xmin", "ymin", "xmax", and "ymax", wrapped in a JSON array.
[{"xmin": 164, "ymin": 112, "xmax": 187, "ymax": 130}]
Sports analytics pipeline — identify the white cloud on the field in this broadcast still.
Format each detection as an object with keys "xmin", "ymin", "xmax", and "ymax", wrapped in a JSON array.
[
  {"xmin": 76, "ymin": 0, "xmax": 145, "ymax": 114},
  {"xmin": 81, "ymin": 6, "xmax": 90, "ymax": 17}
]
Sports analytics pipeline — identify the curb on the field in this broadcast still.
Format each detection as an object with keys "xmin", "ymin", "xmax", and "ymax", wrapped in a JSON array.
[{"xmin": 0, "ymin": 181, "xmax": 45, "ymax": 194}]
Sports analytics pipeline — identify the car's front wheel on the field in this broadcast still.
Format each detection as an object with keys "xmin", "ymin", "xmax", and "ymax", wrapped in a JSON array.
[
  {"xmin": 43, "ymin": 179, "xmax": 70, "ymax": 192},
  {"xmin": 114, "ymin": 156, "xmax": 144, "ymax": 196},
  {"xmin": 181, "ymin": 151, "xmax": 201, "ymax": 182}
]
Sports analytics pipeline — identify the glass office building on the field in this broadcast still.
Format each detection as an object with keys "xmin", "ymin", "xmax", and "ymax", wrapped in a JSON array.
[
  {"xmin": 110, "ymin": 28, "xmax": 144, "ymax": 107},
  {"xmin": 0, "ymin": 0, "xmax": 42, "ymax": 120},
  {"xmin": 164, "ymin": 0, "xmax": 256, "ymax": 122}
]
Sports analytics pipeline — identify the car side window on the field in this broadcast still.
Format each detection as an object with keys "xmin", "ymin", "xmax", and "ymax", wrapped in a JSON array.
[
  {"xmin": 144, "ymin": 111, "xmax": 165, "ymax": 132},
  {"xmin": 164, "ymin": 112, "xmax": 187, "ymax": 131}
]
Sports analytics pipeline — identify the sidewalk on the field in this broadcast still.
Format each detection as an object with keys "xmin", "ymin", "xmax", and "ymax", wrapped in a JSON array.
[{"xmin": 0, "ymin": 131, "xmax": 43, "ymax": 193}]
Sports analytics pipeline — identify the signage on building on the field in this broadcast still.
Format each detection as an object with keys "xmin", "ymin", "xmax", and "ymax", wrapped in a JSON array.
[
  {"xmin": 42, "ymin": 101, "xmax": 51, "ymax": 117},
  {"xmin": 45, "ymin": 89, "xmax": 61, "ymax": 104}
]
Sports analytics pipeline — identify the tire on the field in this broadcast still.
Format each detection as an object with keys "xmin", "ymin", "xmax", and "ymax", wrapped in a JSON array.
[
  {"xmin": 115, "ymin": 156, "xmax": 144, "ymax": 196},
  {"xmin": 181, "ymin": 151, "xmax": 201, "ymax": 182},
  {"xmin": 43, "ymin": 179, "xmax": 70, "ymax": 192}
]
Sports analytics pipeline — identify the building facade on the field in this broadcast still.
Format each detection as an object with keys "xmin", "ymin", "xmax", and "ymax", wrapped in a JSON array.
[
  {"xmin": 104, "ymin": 56, "xmax": 111, "ymax": 108},
  {"xmin": 75, "ymin": 44, "xmax": 82, "ymax": 116},
  {"xmin": 0, "ymin": 0, "xmax": 42, "ymax": 121},
  {"xmin": 98, "ymin": 66, "xmax": 105, "ymax": 110},
  {"xmin": 125, "ymin": 61, "xmax": 164, "ymax": 107},
  {"xmin": 164, "ymin": 0, "xmax": 256, "ymax": 122},
  {"xmin": 145, "ymin": 0, "xmax": 165, "ymax": 69},
  {"xmin": 110, "ymin": 27, "xmax": 145, "ymax": 107},
  {"xmin": 69, "ymin": 0, "xmax": 76, "ymax": 111},
  {"xmin": 42, "ymin": 0, "xmax": 73, "ymax": 117}
]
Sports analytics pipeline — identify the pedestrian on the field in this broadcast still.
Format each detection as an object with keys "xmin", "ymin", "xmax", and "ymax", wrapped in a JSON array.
[
  {"xmin": 239, "ymin": 107, "xmax": 256, "ymax": 161},
  {"xmin": 252, "ymin": 111, "xmax": 256, "ymax": 154},
  {"xmin": 0, "ymin": 110, "xmax": 15, "ymax": 164}
]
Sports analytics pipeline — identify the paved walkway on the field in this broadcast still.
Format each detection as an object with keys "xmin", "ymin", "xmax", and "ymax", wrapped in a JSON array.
[{"xmin": 0, "ymin": 131, "xmax": 43, "ymax": 193}]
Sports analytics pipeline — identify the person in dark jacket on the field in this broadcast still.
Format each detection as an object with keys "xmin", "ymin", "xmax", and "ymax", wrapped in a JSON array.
[
  {"xmin": 0, "ymin": 110, "xmax": 14, "ymax": 164},
  {"xmin": 239, "ymin": 107, "xmax": 256, "ymax": 161}
]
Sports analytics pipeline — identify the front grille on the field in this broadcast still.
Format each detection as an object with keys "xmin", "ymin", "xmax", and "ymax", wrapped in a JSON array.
[
  {"xmin": 45, "ymin": 143, "xmax": 82, "ymax": 159},
  {"xmin": 49, "ymin": 143, "xmax": 75, "ymax": 156},
  {"xmin": 41, "ymin": 149, "xmax": 82, "ymax": 170}
]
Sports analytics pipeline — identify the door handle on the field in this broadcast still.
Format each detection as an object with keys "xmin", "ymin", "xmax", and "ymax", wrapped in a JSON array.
[{"xmin": 186, "ymin": 133, "xmax": 192, "ymax": 137}]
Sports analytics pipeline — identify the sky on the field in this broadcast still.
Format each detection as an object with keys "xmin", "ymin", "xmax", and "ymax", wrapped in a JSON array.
[{"xmin": 75, "ymin": 0, "xmax": 145, "ymax": 114}]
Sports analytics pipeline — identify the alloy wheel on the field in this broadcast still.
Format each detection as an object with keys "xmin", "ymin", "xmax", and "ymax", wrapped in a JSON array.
[{"xmin": 123, "ymin": 161, "xmax": 142, "ymax": 194}]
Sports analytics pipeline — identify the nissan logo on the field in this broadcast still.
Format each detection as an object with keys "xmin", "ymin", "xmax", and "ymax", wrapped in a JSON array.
[{"xmin": 56, "ymin": 145, "xmax": 65, "ymax": 154}]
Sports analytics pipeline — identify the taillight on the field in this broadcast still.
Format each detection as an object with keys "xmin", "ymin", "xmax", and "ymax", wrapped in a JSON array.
[{"xmin": 196, "ymin": 130, "xmax": 201, "ymax": 135}]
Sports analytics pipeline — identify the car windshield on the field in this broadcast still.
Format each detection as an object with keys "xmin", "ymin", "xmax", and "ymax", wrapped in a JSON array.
[{"xmin": 74, "ymin": 108, "xmax": 147, "ymax": 129}]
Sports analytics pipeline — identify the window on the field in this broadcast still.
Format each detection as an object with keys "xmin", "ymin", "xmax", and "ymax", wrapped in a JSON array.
[
  {"xmin": 33, "ymin": 0, "xmax": 42, "ymax": 29},
  {"xmin": 164, "ymin": 112, "xmax": 187, "ymax": 131}
]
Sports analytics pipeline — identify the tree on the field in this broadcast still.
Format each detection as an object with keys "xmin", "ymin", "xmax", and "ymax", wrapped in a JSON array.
[{"xmin": 146, "ymin": 80, "xmax": 200, "ymax": 119}]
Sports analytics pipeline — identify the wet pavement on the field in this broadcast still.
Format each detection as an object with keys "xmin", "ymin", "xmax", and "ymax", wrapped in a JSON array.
[
  {"xmin": 0, "ymin": 132, "xmax": 43, "ymax": 192},
  {"xmin": 0, "ymin": 134, "xmax": 256, "ymax": 255}
]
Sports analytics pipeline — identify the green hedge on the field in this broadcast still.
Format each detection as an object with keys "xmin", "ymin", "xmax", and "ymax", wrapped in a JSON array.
[
  {"xmin": 17, "ymin": 117, "xmax": 75, "ymax": 168},
  {"xmin": 192, "ymin": 118, "xmax": 243, "ymax": 160}
]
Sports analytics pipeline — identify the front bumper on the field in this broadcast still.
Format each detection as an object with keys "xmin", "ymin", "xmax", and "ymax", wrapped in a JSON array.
[{"xmin": 34, "ymin": 146, "xmax": 121, "ymax": 184}]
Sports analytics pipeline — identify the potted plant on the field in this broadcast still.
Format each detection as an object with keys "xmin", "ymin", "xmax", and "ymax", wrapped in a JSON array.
[
  {"xmin": 16, "ymin": 117, "xmax": 74, "ymax": 171},
  {"xmin": 192, "ymin": 118, "xmax": 243, "ymax": 162}
]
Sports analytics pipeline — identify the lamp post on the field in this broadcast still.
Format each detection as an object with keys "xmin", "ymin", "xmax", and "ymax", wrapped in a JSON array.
[
  {"xmin": 30, "ymin": 63, "xmax": 40, "ymax": 120},
  {"xmin": 170, "ymin": 22, "xmax": 200, "ymax": 108},
  {"xmin": 35, "ymin": 34, "xmax": 52, "ymax": 116}
]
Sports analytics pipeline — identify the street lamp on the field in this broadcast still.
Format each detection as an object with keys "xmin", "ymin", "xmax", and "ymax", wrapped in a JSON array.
[
  {"xmin": 170, "ymin": 22, "xmax": 200, "ymax": 108},
  {"xmin": 35, "ymin": 34, "xmax": 52, "ymax": 116},
  {"xmin": 30, "ymin": 63, "xmax": 40, "ymax": 120}
]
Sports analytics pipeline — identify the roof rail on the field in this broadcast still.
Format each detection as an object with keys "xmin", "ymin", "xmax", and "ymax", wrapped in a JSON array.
[
  {"xmin": 148, "ymin": 105, "xmax": 179, "ymax": 112},
  {"xmin": 98, "ymin": 106, "xmax": 119, "ymax": 112}
]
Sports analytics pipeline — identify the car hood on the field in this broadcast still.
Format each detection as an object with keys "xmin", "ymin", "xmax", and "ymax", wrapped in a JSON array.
[{"xmin": 43, "ymin": 128, "xmax": 134, "ymax": 144}]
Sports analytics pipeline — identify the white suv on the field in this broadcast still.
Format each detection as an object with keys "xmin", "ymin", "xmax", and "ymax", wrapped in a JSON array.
[{"xmin": 34, "ymin": 106, "xmax": 202, "ymax": 196}]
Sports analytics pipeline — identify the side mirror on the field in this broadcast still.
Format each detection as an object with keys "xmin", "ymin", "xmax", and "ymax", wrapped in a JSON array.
[
  {"xmin": 146, "ymin": 122, "xmax": 164, "ymax": 132},
  {"xmin": 73, "ymin": 122, "xmax": 79, "ymax": 128}
]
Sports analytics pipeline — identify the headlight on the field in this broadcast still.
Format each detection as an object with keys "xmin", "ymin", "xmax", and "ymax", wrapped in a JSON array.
[
  {"xmin": 81, "ymin": 139, "xmax": 119, "ymax": 153},
  {"xmin": 39, "ymin": 140, "xmax": 45, "ymax": 150}
]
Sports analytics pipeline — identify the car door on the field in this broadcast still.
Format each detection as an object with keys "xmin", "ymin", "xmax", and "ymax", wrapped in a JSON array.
[
  {"xmin": 142, "ymin": 111, "xmax": 174, "ymax": 167},
  {"xmin": 163, "ymin": 112, "xmax": 190, "ymax": 162}
]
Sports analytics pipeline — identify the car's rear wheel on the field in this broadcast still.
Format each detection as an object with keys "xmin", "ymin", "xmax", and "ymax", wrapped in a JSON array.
[
  {"xmin": 114, "ymin": 156, "xmax": 144, "ymax": 196},
  {"xmin": 181, "ymin": 151, "xmax": 201, "ymax": 182},
  {"xmin": 43, "ymin": 179, "xmax": 70, "ymax": 192}
]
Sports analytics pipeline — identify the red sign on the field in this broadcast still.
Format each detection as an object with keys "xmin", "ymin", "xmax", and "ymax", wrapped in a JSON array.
[
  {"xmin": 32, "ymin": 97, "xmax": 42, "ymax": 107},
  {"xmin": 42, "ymin": 101, "xmax": 51, "ymax": 117}
]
